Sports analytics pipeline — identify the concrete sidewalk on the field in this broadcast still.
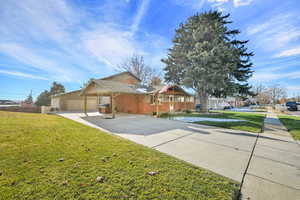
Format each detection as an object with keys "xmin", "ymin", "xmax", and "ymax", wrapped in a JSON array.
[
  {"xmin": 58, "ymin": 112, "xmax": 300, "ymax": 199},
  {"xmin": 59, "ymin": 112, "xmax": 258, "ymax": 182},
  {"xmin": 241, "ymin": 113, "xmax": 300, "ymax": 200}
]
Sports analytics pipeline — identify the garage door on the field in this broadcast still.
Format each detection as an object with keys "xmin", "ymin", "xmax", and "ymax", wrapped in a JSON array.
[{"xmin": 65, "ymin": 98, "xmax": 97, "ymax": 111}]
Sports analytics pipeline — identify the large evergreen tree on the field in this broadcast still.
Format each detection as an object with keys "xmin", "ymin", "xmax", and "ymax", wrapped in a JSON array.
[
  {"xmin": 162, "ymin": 11, "xmax": 253, "ymax": 112},
  {"xmin": 35, "ymin": 90, "xmax": 51, "ymax": 106},
  {"xmin": 35, "ymin": 82, "xmax": 65, "ymax": 106},
  {"xmin": 50, "ymin": 82, "xmax": 65, "ymax": 95},
  {"xmin": 24, "ymin": 91, "xmax": 33, "ymax": 104}
]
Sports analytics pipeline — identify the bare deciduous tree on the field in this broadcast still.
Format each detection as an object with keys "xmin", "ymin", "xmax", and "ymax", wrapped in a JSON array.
[
  {"xmin": 150, "ymin": 76, "xmax": 162, "ymax": 86},
  {"xmin": 253, "ymin": 84, "xmax": 287, "ymax": 105},
  {"xmin": 252, "ymin": 84, "xmax": 270, "ymax": 104},
  {"xmin": 117, "ymin": 54, "xmax": 161, "ymax": 85},
  {"xmin": 268, "ymin": 84, "xmax": 287, "ymax": 104}
]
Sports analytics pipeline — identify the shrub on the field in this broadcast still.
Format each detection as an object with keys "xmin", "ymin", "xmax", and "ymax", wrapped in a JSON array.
[
  {"xmin": 183, "ymin": 109, "xmax": 192, "ymax": 114},
  {"xmin": 159, "ymin": 112, "xmax": 170, "ymax": 118}
]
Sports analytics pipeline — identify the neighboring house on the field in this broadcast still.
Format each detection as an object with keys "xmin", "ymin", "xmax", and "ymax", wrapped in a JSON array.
[
  {"xmin": 196, "ymin": 96, "xmax": 245, "ymax": 110},
  {"xmin": 0, "ymin": 100, "xmax": 20, "ymax": 105},
  {"xmin": 0, "ymin": 100, "xmax": 20, "ymax": 108},
  {"xmin": 207, "ymin": 97, "xmax": 231, "ymax": 110},
  {"xmin": 51, "ymin": 72, "xmax": 195, "ymax": 115}
]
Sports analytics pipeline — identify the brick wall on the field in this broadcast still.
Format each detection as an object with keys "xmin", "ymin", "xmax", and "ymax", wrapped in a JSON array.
[
  {"xmin": 115, "ymin": 94, "xmax": 139, "ymax": 113},
  {"xmin": 134, "ymin": 95, "xmax": 195, "ymax": 114}
]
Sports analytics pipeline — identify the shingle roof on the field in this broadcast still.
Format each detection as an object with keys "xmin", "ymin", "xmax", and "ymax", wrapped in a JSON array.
[
  {"xmin": 99, "ymin": 71, "xmax": 141, "ymax": 82},
  {"xmin": 92, "ymin": 79, "xmax": 145, "ymax": 94},
  {"xmin": 51, "ymin": 89, "xmax": 81, "ymax": 97},
  {"xmin": 146, "ymin": 84, "xmax": 192, "ymax": 96}
]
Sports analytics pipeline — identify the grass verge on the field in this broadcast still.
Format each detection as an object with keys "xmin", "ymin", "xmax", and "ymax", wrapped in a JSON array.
[
  {"xmin": 278, "ymin": 115, "xmax": 300, "ymax": 140},
  {"xmin": 163, "ymin": 111, "xmax": 265, "ymax": 133},
  {"xmin": 0, "ymin": 111, "xmax": 238, "ymax": 200}
]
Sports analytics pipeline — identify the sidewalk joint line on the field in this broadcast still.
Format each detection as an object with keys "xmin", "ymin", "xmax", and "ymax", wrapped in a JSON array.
[
  {"xmin": 246, "ymin": 173, "xmax": 300, "ymax": 191},
  {"xmin": 237, "ymin": 122, "xmax": 261, "ymax": 199},
  {"xmin": 151, "ymin": 133, "xmax": 194, "ymax": 148},
  {"xmin": 253, "ymin": 154, "xmax": 300, "ymax": 168},
  {"xmin": 258, "ymin": 144, "xmax": 300, "ymax": 155},
  {"xmin": 186, "ymin": 137, "xmax": 252, "ymax": 153}
]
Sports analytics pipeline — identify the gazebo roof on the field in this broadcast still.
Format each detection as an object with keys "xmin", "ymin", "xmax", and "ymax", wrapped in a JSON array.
[
  {"xmin": 80, "ymin": 79, "xmax": 194, "ymax": 96},
  {"xmin": 81, "ymin": 79, "xmax": 148, "ymax": 95}
]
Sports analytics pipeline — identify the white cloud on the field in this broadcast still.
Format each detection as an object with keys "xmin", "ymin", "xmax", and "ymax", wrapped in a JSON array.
[
  {"xmin": 207, "ymin": 0, "xmax": 228, "ymax": 10},
  {"xmin": 0, "ymin": 69, "xmax": 49, "ymax": 80},
  {"xmin": 275, "ymin": 46, "xmax": 300, "ymax": 58},
  {"xmin": 131, "ymin": 0, "xmax": 151, "ymax": 35},
  {"xmin": 0, "ymin": 0, "xmax": 92, "ymax": 82},
  {"xmin": 0, "ymin": 0, "xmax": 166, "ymax": 82},
  {"xmin": 175, "ymin": 0, "xmax": 253, "ymax": 10},
  {"xmin": 174, "ymin": 0, "xmax": 206, "ymax": 10},
  {"xmin": 286, "ymin": 85, "xmax": 300, "ymax": 92},
  {"xmin": 251, "ymin": 70, "xmax": 300, "ymax": 82},
  {"xmin": 208, "ymin": 0, "xmax": 228, "ymax": 3},
  {"xmin": 0, "ymin": 43, "xmax": 64, "ymax": 74},
  {"xmin": 247, "ymin": 13, "xmax": 300, "ymax": 56},
  {"xmin": 0, "ymin": 0, "xmax": 77, "ymax": 44},
  {"xmin": 233, "ymin": 0, "xmax": 254, "ymax": 7},
  {"xmin": 81, "ymin": 26, "xmax": 137, "ymax": 68}
]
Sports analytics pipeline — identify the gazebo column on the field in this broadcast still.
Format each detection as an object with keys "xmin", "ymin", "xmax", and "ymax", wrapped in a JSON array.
[
  {"xmin": 184, "ymin": 95, "xmax": 187, "ymax": 111},
  {"xmin": 111, "ymin": 93, "xmax": 116, "ymax": 119},
  {"xmin": 156, "ymin": 94, "xmax": 159, "ymax": 117},
  {"xmin": 84, "ymin": 95, "xmax": 87, "ymax": 115}
]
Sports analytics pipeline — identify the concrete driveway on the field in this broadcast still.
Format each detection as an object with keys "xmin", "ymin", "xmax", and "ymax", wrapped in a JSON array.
[
  {"xmin": 289, "ymin": 111, "xmax": 300, "ymax": 117},
  {"xmin": 69, "ymin": 113, "xmax": 260, "ymax": 182},
  {"xmin": 58, "ymin": 112, "xmax": 300, "ymax": 199}
]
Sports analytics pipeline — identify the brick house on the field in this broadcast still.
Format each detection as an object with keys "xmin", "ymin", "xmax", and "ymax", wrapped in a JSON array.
[{"xmin": 51, "ymin": 72, "xmax": 195, "ymax": 116}]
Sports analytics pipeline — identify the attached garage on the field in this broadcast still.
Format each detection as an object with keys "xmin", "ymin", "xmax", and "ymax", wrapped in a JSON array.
[
  {"xmin": 51, "ymin": 90, "xmax": 97, "ymax": 112},
  {"xmin": 64, "ymin": 98, "xmax": 97, "ymax": 111}
]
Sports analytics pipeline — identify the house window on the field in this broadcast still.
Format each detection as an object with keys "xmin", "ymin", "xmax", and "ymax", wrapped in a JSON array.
[
  {"xmin": 172, "ymin": 95, "xmax": 185, "ymax": 102},
  {"xmin": 163, "ymin": 95, "xmax": 169, "ymax": 102},
  {"xmin": 187, "ymin": 96, "xmax": 194, "ymax": 102},
  {"xmin": 150, "ymin": 95, "xmax": 163, "ymax": 104},
  {"xmin": 169, "ymin": 95, "xmax": 174, "ymax": 103},
  {"xmin": 159, "ymin": 96, "xmax": 164, "ymax": 103},
  {"xmin": 179, "ymin": 96, "xmax": 185, "ymax": 102},
  {"xmin": 150, "ymin": 95, "xmax": 155, "ymax": 104}
]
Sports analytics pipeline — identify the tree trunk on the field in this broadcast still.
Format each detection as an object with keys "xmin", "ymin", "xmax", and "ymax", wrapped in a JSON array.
[{"xmin": 198, "ymin": 91, "xmax": 209, "ymax": 113}]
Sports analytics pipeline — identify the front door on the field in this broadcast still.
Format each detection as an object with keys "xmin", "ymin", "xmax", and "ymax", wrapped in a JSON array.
[{"xmin": 169, "ymin": 95, "xmax": 174, "ymax": 112}]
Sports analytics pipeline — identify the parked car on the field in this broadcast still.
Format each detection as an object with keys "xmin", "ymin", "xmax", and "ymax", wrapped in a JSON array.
[
  {"xmin": 286, "ymin": 101, "xmax": 298, "ymax": 111},
  {"xmin": 223, "ymin": 105, "xmax": 234, "ymax": 110},
  {"xmin": 195, "ymin": 104, "xmax": 201, "ymax": 112}
]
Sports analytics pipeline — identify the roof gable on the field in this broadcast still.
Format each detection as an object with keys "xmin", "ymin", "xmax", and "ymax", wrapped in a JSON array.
[
  {"xmin": 148, "ymin": 84, "xmax": 192, "ymax": 96},
  {"xmin": 100, "ymin": 71, "xmax": 141, "ymax": 84}
]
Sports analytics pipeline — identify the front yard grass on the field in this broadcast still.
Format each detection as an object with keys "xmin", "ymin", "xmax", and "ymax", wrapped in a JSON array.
[
  {"xmin": 278, "ymin": 115, "xmax": 300, "ymax": 140},
  {"xmin": 165, "ymin": 111, "xmax": 266, "ymax": 133},
  {"xmin": 0, "ymin": 111, "xmax": 238, "ymax": 200}
]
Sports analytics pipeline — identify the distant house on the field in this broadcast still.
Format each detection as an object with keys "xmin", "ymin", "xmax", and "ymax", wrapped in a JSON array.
[
  {"xmin": 207, "ymin": 97, "xmax": 245, "ymax": 109},
  {"xmin": 0, "ymin": 100, "xmax": 18, "ymax": 105},
  {"xmin": 51, "ymin": 72, "xmax": 195, "ymax": 115},
  {"xmin": 195, "ymin": 96, "xmax": 245, "ymax": 110}
]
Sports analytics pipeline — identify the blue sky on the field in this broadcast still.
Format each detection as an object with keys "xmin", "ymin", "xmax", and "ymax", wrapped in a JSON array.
[{"xmin": 1, "ymin": 0, "xmax": 300, "ymax": 100}]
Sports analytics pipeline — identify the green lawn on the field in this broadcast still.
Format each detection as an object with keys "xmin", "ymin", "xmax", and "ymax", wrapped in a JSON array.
[
  {"xmin": 0, "ymin": 111, "xmax": 238, "ymax": 200},
  {"xmin": 278, "ymin": 115, "xmax": 300, "ymax": 140},
  {"xmin": 164, "ymin": 111, "xmax": 266, "ymax": 133}
]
